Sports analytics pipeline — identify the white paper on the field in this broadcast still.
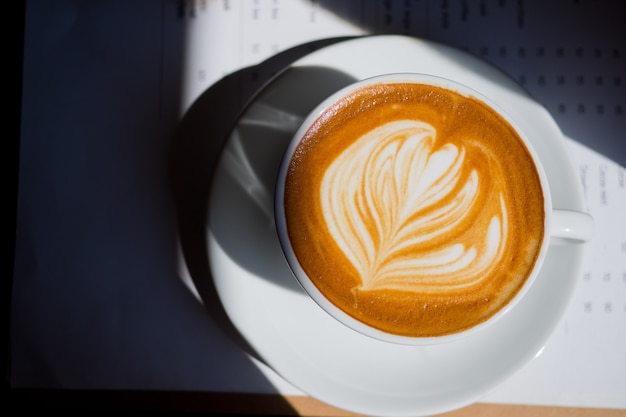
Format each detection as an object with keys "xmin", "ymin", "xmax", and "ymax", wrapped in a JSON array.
[{"xmin": 176, "ymin": 0, "xmax": 626, "ymax": 408}]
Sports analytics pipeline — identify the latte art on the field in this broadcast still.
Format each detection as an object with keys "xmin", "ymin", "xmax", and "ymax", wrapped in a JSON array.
[
  {"xmin": 320, "ymin": 120, "xmax": 508, "ymax": 293},
  {"xmin": 282, "ymin": 81, "xmax": 545, "ymax": 337}
]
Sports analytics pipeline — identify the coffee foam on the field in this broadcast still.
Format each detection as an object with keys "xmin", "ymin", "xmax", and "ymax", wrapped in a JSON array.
[
  {"xmin": 321, "ymin": 119, "xmax": 507, "ymax": 293},
  {"xmin": 283, "ymin": 82, "xmax": 544, "ymax": 337}
]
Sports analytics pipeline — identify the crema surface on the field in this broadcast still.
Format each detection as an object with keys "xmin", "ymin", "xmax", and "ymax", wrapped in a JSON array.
[{"xmin": 283, "ymin": 82, "xmax": 545, "ymax": 337}]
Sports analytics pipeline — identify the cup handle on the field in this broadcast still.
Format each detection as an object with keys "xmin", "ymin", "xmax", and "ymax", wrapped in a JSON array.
[{"xmin": 551, "ymin": 209, "xmax": 594, "ymax": 243}]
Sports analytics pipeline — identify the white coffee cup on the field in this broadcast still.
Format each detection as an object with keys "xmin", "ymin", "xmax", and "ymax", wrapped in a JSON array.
[{"xmin": 275, "ymin": 73, "xmax": 593, "ymax": 345}]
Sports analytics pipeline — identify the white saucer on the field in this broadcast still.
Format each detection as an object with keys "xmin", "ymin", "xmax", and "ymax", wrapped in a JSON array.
[{"xmin": 207, "ymin": 35, "xmax": 587, "ymax": 417}]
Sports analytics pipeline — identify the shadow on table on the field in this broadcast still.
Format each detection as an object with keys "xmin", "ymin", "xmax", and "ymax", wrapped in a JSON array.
[{"xmin": 170, "ymin": 37, "xmax": 355, "ymax": 362}]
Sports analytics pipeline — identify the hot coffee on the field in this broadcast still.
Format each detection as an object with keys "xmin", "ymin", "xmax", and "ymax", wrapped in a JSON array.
[{"xmin": 280, "ymin": 79, "xmax": 545, "ymax": 337}]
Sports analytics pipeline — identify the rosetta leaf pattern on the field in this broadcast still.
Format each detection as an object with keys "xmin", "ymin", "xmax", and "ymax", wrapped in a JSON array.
[{"xmin": 320, "ymin": 120, "xmax": 506, "ymax": 292}]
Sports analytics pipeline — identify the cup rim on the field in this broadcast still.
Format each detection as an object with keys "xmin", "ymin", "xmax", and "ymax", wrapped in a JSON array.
[{"xmin": 274, "ymin": 72, "xmax": 552, "ymax": 346}]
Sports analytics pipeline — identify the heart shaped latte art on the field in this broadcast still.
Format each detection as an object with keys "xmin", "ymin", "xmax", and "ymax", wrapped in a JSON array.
[{"xmin": 320, "ymin": 120, "xmax": 508, "ymax": 292}]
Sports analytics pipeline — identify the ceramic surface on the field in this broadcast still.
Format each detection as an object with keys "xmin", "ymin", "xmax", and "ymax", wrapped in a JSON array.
[{"xmin": 207, "ymin": 35, "xmax": 587, "ymax": 417}]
